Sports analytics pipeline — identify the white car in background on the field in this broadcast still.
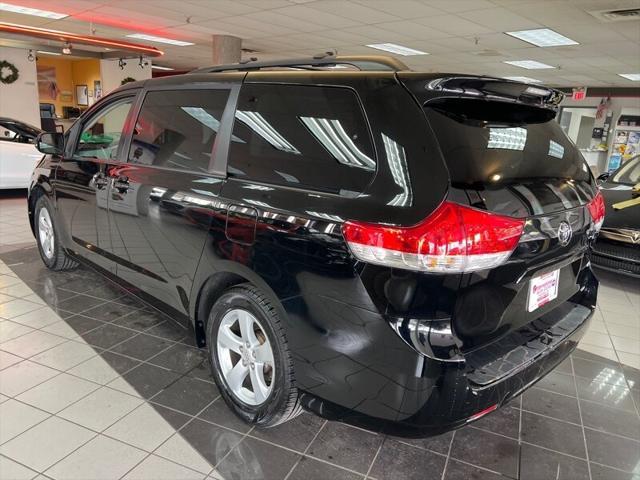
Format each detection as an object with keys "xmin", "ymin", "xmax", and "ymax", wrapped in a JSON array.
[{"xmin": 0, "ymin": 117, "xmax": 43, "ymax": 189}]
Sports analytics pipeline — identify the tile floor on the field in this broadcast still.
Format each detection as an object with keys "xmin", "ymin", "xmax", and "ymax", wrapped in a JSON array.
[{"xmin": 0, "ymin": 189, "xmax": 639, "ymax": 480}]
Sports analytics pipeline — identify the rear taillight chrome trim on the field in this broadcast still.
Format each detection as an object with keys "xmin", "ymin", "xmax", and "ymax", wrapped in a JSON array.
[
  {"xmin": 587, "ymin": 191, "xmax": 605, "ymax": 232},
  {"xmin": 342, "ymin": 201, "xmax": 525, "ymax": 274}
]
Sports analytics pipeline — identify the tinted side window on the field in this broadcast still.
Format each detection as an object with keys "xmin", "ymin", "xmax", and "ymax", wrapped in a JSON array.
[
  {"xmin": 228, "ymin": 84, "xmax": 375, "ymax": 194},
  {"xmin": 128, "ymin": 89, "xmax": 229, "ymax": 173},
  {"xmin": 75, "ymin": 99, "xmax": 133, "ymax": 159}
]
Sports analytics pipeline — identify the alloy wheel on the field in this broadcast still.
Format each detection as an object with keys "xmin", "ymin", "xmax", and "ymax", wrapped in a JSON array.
[
  {"xmin": 38, "ymin": 207, "xmax": 55, "ymax": 259},
  {"xmin": 216, "ymin": 308, "xmax": 275, "ymax": 406}
]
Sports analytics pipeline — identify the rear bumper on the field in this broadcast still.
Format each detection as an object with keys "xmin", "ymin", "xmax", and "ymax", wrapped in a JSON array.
[
  {"xmin": 592, "ymin": 239, "xmax": 640, "ymax": 278},
  {"xmin": 293, "ymin": 269, "xmax": 597, "ymax": 437}
]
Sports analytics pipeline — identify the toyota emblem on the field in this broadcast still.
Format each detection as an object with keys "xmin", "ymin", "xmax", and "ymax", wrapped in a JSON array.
[{"xmin": 558, "ymin": 221, "xmax": 572, "ymax": 246}]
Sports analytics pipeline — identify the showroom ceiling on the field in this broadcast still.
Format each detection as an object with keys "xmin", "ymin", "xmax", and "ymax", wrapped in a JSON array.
[{"xmin": 1, "ymin": 0, "xmax": 639, "ymax": 86}]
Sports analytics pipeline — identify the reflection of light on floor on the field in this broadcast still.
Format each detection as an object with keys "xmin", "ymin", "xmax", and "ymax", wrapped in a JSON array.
[{"xmin": 589, "ymin": 367, "xmax": 634, "ymax": 405}]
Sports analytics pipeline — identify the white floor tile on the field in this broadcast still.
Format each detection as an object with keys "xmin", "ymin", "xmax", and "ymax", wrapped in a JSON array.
[
  {"xmin": 9, "ymin": 307, "xmax": 61, "ymax": 329},
  {"xmin": 0, "ymin": 361, "xmax": 59, "ymax": 397},
  {"xmin": 0, "ymin": 399, "xmax": 49, "ymax": 444},
  {"xmin": 123, "ymin": 454, "xmax": 206, "ymax": 480},
  {"xmin": 0, "ymin": 283, "xmax": 32, "ymax": 299},
  {"xmin": 0, "ymin": 416, "xmax": 95, "ymax": 472},
  {"xmin": 58, "ymin": 387, "xmax": 143, "ymax": 432},
  {"xmin": 618, "ymin": 352, "xmax": 640, "ymax": 370},
  {"xmin": 41, "ymin": 321, "xmax": 81, "ymax": 340},
  {"xmin": 0, "ymin": 321, "xmax": 34, "ymax": 343},
  {"xmin": 0, "ymin": 299, "xmax": 42, "ymax": 319},
  {"xmin": 67, "ymin": 355, "xmax": 122, "ymax": 385},
  {"xmin": 104, "ymin": 404, "xmax": 181, "ymax": 452},
  {"xmin": 16, "ymin": 373, "xmax": 99, "ymax": 414},
  {"xmin": 0, "ymin": 351, "xmax": 22, "ymax": 371},
  {"xmin": 45, "ymin": 435, "xmax": 146, "ymax": 480},
  {"xmin": 575, "ymin": 345, "xmax": 619, "ymax": 363},
  {"xmin": 0, "ymin": 455, "xmax": 39, "ymax": 480},
  {"xmin": 579, "ymin": 330, "xmax": 614, "ymax": 349},
  {"xmin": 30, "ymin": 341, "xmax": 99, "ymax": 371},
  {"xmin": 0, "ymin": 330, "xmax": 68, "ymax": 358},
  {"xmin": 155, "ymin": 433, "xmax": 214, "ymax": 475},
  {"xmin": 611, "ymin": 335, "xmax": 640, "ymax": 355}
]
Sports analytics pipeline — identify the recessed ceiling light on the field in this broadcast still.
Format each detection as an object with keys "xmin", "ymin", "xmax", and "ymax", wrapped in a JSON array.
[
  {"xmin": 505, "ymin": 28, "xmax": 579, "ymax": 47},
  {"xmin": 37, "ymin": 50, "xmax": 61, "ymax": 56},
  {"xmin": 365, "ymin": 43, "xmax": 428, "ymax": 56},
  {"xmin": 503, "ymin": 76, "xmax": 543, "ymax": 84},
  {"xmin": 151, "ymin": 65, "xmax": 174, "ymax": 71},
  {"xmin": 126, "ymin": 33, "xmax": 194, "ymax": 46},
  {"xmin": 618, "ymin": 73, "xmax": 640, "ymax": 81},
  {"xmin": 0, "ymin": 2, "xmax": 67, "ymax": 19},
  {"xmin": 504, "ymin": 60, "xmax": 556, "ymax": 70}
]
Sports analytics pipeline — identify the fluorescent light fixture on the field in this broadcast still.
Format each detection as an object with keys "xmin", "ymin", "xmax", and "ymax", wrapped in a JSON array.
[
  {"xmin": 548, "ymin": 141, "xmax": 564, "ymax": 159},
  {"xmin": 300, "ymin": 117, "xmax": 375, "ymax": 171},
  {"xmin": 503, "ymin": 76, "xmax": 542, "ymax": 84},
  {"xmin": 506, "ymin": 28, "xmax": 578, "ymax": 47},
  {"xmin": 37, "ymin": 50, "xmax": 61, "ymax": 56},
  {"xmin": 504, "ymin": 60, "xmax": 556, "ymax": 70},
  {"xmin": 366, "ymin": 43, "xmax": 428, "ymax": 56},
  {"xmin": 488, "ymin": 127, "xmax": 527, "ymax": 151},
  {"xmin": 0, "ymin": 2, "xmax": 67, "ymax": 19},
  {"xmin": 151, "ymin": 65, "xmax": 174, "ymax": 71},
  {"xmin": 126, "ymin": 33, "xmax": 194, "ymax": 46},
  {"xmin": 618, "ymin": 73, "xmax": 640, "ymax": 81}
]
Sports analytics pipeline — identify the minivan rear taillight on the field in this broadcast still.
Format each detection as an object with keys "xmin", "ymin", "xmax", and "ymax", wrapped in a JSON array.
[
  {"xmin": 587, "ymin": 191, "xmax": 605, "ymax": 232},
  {"xmin": 342, "ymin": 201, "xmax": 525, "ymax": 273}
]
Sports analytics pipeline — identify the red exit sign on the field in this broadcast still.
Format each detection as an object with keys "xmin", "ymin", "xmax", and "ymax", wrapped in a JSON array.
[{"xmin": 572, "ymin": 87, "xmax": 587, "ymax": 101}]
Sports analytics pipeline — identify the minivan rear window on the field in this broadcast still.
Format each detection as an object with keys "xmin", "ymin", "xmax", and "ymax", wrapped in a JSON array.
[
  {"xmin": 227, "ymin": 84, "xmax": 375, "ymax": 195},
  {"xmin": 425, "ymin": 98, "xmax": 590, "ymax": 188}
]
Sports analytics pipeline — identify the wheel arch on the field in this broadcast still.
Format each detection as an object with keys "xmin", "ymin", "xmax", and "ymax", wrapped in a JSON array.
[
  {"xmin": 27, "ymin": 179, "xmax": 53, "ymax": 235},
  {"xmin": 192, "ymin": 262, "xmax": 289, "ymax": 348}
]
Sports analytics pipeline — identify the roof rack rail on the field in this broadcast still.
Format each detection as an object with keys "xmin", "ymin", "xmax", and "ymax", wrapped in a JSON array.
[{"xmin": 189, "ymin": 53, "xmax": 409, "ymax": 74}]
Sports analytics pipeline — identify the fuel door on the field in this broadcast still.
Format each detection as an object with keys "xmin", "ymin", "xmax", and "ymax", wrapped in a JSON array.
[{"xmin": 225, "ymin": 204, "xmax": 258, "ymax": 246}]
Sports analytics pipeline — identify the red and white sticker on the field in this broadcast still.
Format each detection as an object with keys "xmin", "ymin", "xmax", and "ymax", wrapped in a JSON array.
[{"xmin": 528, "ymin": 269, "xmax": 560, "ymax": 312}]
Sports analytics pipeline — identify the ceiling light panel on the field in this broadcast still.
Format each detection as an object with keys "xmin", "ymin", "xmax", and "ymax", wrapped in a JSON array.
[
  {"xmin": 366, "ymin": 43, "xmax": 428, "ymax": 56},
  {"xmin": 504, "ymin": 60, "xmax": 556, "ymax": 69},
  {"xmin": 0, "ymin": 2, "xmax": 67, "ymax": 19},
  {"xmin": 126, "ymin": 33, "xmax": 194, "ymax": 46},
  {"xmin": 618, "ymin": 73, "xmax": 640, "ymax": 81},
  {"xmin": 506, "ymin": 28, "xmax": 579, "ymax": 47},
  {"xmin": 151, "ymin": 65, "xmax": 174, "ymax": 70}
]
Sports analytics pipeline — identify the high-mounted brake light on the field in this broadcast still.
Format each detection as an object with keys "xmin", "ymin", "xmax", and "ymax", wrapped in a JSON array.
[
  {"xmin": 342, "ymin": 201, "xmax": 525, "ymax": 273},
  {"xmin": 587, "ymin": 191, "xmax": 605, "ymax": 232}
]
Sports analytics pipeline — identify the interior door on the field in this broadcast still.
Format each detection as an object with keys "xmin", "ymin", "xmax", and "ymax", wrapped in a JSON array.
[
  {"xmin": 54, "ymin": 93, "xmax": 138, "ymax": 274},
  {"xmin": 106, "ymin": 85, "xmax": 235, "ymax": 317}
]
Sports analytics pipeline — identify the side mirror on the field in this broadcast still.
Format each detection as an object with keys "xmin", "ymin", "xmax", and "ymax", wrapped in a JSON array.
[
  {"xmin": 36, "ymin": 132, "xmax": 64, "ymax": 155},
  {"xmin": 596, "ymin": 172, "xmax": 611, "ymax": 184}
]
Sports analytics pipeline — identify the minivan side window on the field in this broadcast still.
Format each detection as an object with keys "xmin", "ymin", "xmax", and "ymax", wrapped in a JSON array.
[
  {"xmin": 128, "ymin": 89, "xmax": 230, "ymax": 173},
  {"xmin": 227, "ymin": 84, "xmax": 376, "ymax": 194},
  {"xmin": 75, "ymin": 98, "xmax": 133, "ymax": 160}
]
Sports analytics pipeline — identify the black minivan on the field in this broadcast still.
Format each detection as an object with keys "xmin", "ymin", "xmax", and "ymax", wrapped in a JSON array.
[{"xmin": 28, "ymin": 55, "xmax": 602, "ymax": 436}]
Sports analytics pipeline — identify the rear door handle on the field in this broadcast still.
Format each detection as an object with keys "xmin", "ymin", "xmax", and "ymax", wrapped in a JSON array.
[
  {"xmin": 112, "ymin": 175, "xmax": 130, "ymax": 193},
  {"xmin": 93, "ymin": 173, "xmax": 108, "ymax": 190}
]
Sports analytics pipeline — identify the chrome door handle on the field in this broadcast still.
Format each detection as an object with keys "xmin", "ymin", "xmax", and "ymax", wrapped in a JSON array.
[
  {"xmin": 112, "ymin": 176, "xmax": 130, "ymax": 193},
  {"xmin": 93, "ymin": 173, "xmax": 108, "ymax": 190}
]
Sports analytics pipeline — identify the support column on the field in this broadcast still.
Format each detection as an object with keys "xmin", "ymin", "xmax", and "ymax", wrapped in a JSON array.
[{"xmin": 211, "ymin": 35, "xmax": 242, "ymax": 65}]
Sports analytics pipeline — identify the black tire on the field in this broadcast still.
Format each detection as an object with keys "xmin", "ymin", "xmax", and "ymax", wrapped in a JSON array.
[
  {"xmin": 34, "ymin": 195, "xmax": 78, "ymax": 271},
  {"xmin": 207, "ymin": 284, "xmax": 302, "ymax": 427}
]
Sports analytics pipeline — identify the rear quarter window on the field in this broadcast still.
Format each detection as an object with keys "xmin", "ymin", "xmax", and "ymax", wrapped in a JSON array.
[{"xmin": 227, "ymin": 84, "xmax": 376, "ymax": 195}]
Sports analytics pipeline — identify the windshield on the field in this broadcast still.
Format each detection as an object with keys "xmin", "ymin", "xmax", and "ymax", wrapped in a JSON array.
[{"xmin": 611, "ymin": 156, "xmax": 640, "ymax": 185}]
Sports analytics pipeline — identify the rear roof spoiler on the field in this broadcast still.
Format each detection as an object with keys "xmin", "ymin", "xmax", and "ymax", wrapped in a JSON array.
[{"xmin": 397, "ymin": 73, "xmax": 564, "ymax": 110}]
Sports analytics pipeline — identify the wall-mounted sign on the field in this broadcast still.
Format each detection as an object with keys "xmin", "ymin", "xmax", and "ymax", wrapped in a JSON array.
[{"xmin": 572, "ymin": 87, "xmax": 587, "ymax": 101}]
